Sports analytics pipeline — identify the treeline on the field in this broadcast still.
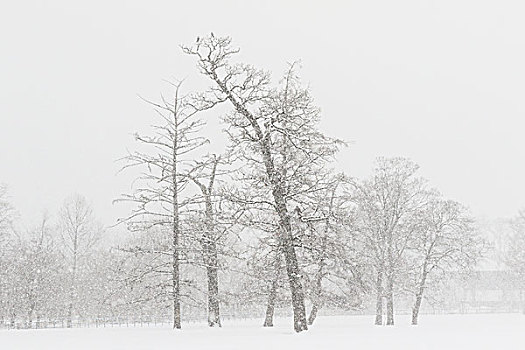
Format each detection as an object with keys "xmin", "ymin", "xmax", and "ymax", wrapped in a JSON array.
[
  {"xmin": 0, "ymin": 193, "xmax": 114, "ymax": 328},
  {"xmin": 1, "ymin": 35, "xmax": 523, "ymax": 332}
]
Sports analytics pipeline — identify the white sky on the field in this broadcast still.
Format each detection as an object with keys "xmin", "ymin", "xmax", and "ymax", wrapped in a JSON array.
[{"xmin": 1, "ymin": 0, "xmax": 524, "ymax": 228}]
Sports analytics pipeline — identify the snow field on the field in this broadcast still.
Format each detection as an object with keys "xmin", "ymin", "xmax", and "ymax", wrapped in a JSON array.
[{"xmin": 1, "ymin": 313, "xmax": 524, "ymax": 350}]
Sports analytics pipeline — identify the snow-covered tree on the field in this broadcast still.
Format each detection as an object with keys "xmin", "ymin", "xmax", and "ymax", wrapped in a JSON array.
[
  {"xmin": 117, "ymin": 81, "xmax": 210, "ymax": 329},
  {"xmin": 407, "ymin": 199, "xmax": 485, "ymax": 325},
  {"xmin": 183, "ymin": 35, "xmax": 344, "ymax": 332},
  {"xmin": 58, "ymin": 194, "xmax": 103, "ymax": 327},
  {"xmin": 506, "ymin": 211, "xmax": 525, "ymax": 283},
  {"xmin": 297, "ymin": 175, "xmax": 366, "ymax": 325},
  {"xmin": 350, "ymin": 157, "xmax": 431, "ymax": 326}
]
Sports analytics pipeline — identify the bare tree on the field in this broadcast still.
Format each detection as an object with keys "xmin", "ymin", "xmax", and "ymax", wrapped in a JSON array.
[
  {"xmin": 3, "ymin": 212, "xmax": 63, "ymax": 328},
  {"xmin": 116, "ymin": 82, "xmax": 208, "ymax": 329},
  {"xmin": 58, "ymin": 194, "xmax": 103, "ymax": 328},
  {"xmin": 186, "ymin": 154, "xmax": 223, "ymax": 327},
  {"xmin": 296, "ymin": 175, "xmax": 365, "ymax": 325},
  {"xmin": 408, "ymin": 199, "xmax": 484, "ymax": 325},
  {"xmin": 183, "ymin": 35, "xmax": 343, "ymax": 332},
  {"xmin": 350, "ymin": 157, "xmax": 430, "ymax": 326}
]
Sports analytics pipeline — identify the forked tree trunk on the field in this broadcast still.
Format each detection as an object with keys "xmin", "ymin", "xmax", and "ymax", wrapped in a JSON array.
[
  {"xmin": 375, "ymin": 271, "xmax": 384, "ymax": 325},
  {"xmin": 195, "ymin": 159, "xmax": 221, "ymax": 328},
  {"xmin": 308, "ymin": 304, "xmax": 319, "ymax": 326}
]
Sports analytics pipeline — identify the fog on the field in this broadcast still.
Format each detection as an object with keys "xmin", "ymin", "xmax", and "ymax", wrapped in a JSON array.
[{"xmin": 1, "ymin": 0, "xmax": 524, "ymax": 227}]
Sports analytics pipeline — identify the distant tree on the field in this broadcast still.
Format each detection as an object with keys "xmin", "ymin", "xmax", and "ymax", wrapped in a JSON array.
[
  {"xmin": 183, "ymin": 35, "xmax": 343, "ymax": 332},
  {"xmin": 0, "ymin": 185, "xmax": 18, "ymax": 324},
  {"xmin": 58, "ymin": 194, "xmax": 103, "ymax": 328},
  {"xmin": 19, "ymin": 213, "xmax": 61, "ymax": 328},
  {"xmin": 407, "ymin": 199, "xmax": 485, "ymax": 325},
  {"xmin": 0, "ymin": 212, "xmax": 64, "ymax": 328},
  {"xmin": 506, "ymin": 211, "xmax": 525, "ymax": 285},
  {"xmin": 350, "ymin": 157, "xmax": 431, "ymax": 326},
  {"xmin": 113, "ymin": 227, "xmax": 174, "ymax": 317}
]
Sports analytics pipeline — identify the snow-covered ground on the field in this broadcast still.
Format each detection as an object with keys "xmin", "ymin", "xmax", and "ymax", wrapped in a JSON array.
[{"xmin": 2, "ymin": 313, "xmax": 524, "ymax": 350}]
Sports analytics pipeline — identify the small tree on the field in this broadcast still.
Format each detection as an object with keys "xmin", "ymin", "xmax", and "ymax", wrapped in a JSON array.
[
  {"xmin": 58, "ymin": 194, "xmax": 103, "ymax": 328},
  {"xmin": 20, "ymin": 213, "xmax": 61, "ymax": 328}
]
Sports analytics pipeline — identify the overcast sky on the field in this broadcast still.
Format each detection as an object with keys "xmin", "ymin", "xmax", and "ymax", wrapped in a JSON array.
[{"xmin": 1, "ymin": 0, "xmax": 524, "ymax": 229}]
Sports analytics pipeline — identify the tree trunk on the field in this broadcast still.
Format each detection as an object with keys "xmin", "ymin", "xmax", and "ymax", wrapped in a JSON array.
[
  {"xmin": 375, "ymin": 270, "xmax": 383, "ymax": 325},
  {"xmin": 67, "ymin": 248, "xmax": 77, "ymax": 329},
  {"xmin": 205, "ymin": 193, "xmax": 221, "ymax": 327},
  {"xmin": 308, "ymin": 259, "xmax": 324, "ymax": 326},
  {"xmin": 411, "ymin": 294, "xmax": 423, "ymax": 326},
  {"xmin": 27, "ymin": 301, "xmax": 35, "ymax": 329},
  {"xmin": 386, "ymin": 273, "xmax": 394, "ymax": 326},
  {"xmin": 172, "ymin": 224, "xmax": 181, "ymax": 329},
  {"xmin": 172, "ymin": 108, "xmax": 182, "ymax": 330},
  {"xmin": 412, "ymin": 270, "xmax": 428, "ymax": 325},
  {"xmin": 273, "ymin": 188, "xmax": 308, "ymax": 332},
  {"xmin": 281, "ymin": 232, "xmax": 307, "ymax": 332},
  {"xmin": 264, "ymin": 278, "xmax": 278, "ymax": 327},
  {"xmin": 206, "ymin": 247, "xmax": 220, "ymax": 327},
  {"xmin": 67, "ymin": 303, "xmax": 73, "ymax": 328},
  {"xmin": 264, "ymin": 256, "xmax": 281, "ymax": 327}
]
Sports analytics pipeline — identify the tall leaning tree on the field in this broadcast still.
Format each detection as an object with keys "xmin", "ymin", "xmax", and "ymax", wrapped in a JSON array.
[
  {"xmin": 117, "ymin": 82, "xmax": 209, "ymax": 329},
  {"xmin": 183, "ymin": 35, "xmax": 343, "ymax": 332}
]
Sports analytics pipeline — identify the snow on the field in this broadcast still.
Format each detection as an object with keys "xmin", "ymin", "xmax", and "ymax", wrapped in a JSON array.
[{"xmin": 2, "ymin": 313, "xmax": 524, "ymax": 350}]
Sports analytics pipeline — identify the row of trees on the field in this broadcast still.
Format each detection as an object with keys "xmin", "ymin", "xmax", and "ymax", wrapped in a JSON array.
[
  {"xmin": 0, "ymin": 193, "xmax": 107, "ymax": 327},
  {"xmin": 114, "ymin": 35, "xmax": 489, "ymax": 332},
  {"xmin": 3, "ymin": 35, "xmax": 517, "ymax": 333}
]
